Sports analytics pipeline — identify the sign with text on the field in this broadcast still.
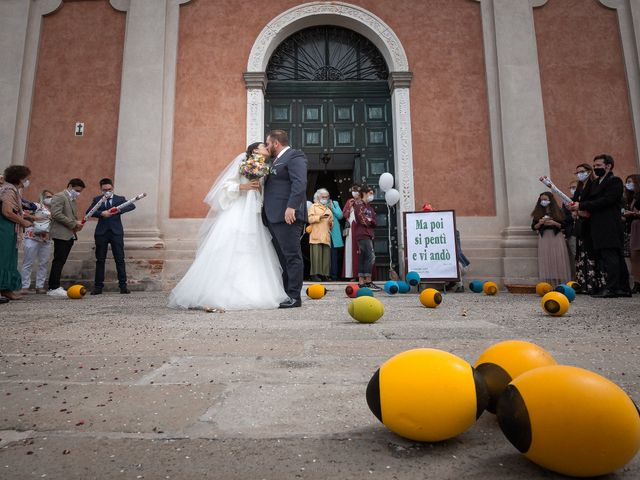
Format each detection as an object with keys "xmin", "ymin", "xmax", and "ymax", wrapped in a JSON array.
[{"xmin": 403, "ymin": 210, "xmax": 460, "ymax": 281}]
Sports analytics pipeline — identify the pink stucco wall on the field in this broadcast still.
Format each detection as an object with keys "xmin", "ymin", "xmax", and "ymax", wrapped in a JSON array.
[
  {"xmin": 25, "ymin": 0, "xmax": 124, "ymax": 214},
  {"xmin": 535, "ymin": 0, "xmax": 637, "ymax": 195}
]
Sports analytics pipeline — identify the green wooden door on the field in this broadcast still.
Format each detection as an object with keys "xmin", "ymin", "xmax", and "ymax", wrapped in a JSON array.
[{"xmin": 266, "ymin": 82, "xmax": 397, "ymax": 279}]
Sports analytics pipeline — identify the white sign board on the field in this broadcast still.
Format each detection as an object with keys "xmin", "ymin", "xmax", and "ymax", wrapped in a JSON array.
[{"xmin": 404, "ymin": 210, "xmax": 460, "ymax": 281}]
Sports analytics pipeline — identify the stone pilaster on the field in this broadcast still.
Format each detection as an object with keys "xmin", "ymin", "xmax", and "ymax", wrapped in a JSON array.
[
  {"xmin": 3, "ymin": 0, "xmax": 62, "ymax": 169},
  {"xmin": 599, "ymin": 0, "xmax": 640, "ymax": 166},
  {"xmin": 110, "ymin": 0, "xmax": 191, "ymax": 289},
  {"xmin": 475, "ymin": 0, "xmax": 551, "ymax": 284}
]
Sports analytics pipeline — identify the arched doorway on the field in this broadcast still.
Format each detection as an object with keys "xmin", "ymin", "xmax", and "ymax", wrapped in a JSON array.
[{"xmin": 265, "ymin": 25, "xmax": 396, "ymax": 280}]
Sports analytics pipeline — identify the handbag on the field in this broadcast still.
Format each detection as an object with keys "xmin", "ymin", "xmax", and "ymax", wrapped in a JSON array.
[{"xmin": 32, "ymin": 218, "xmax": 51, "ymax": 234}]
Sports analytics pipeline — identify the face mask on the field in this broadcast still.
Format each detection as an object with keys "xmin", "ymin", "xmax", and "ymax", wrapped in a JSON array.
[
  {"xmin": 43, "ymin": 198, "xmax": 52, "ymax": 206},
  {"xmin": 540, "ymin": 200, "xmax": 550, "ymax": 207},
  {"xmin": 594, "ymin": 167, "xmax": 606, "ymax": 178},
  {"xmin": 351, "ymin": 192, "xmax": 359, "ymax": 199},
  {"xmin": 69, "ymin": 189, "xmax": 80, "ymax": 200},
  {"xmin": 626, "ymin": 182, "xmax": 635, "ymax": 191},
  {"xmin": 576, "ymin": 172, "xmax": 589, "ymax": 182},
  {"xmin": 103, "ymin": 190, "xmax": 114, "ymax": 198},
  {"xmin": 569, "ymin": 188, "xmax": 576, "ymax": 196},
  {"xmin": 319, "ymin": 199, "xmax": 328, "ymax": 205},
  {"xmin": 367, "ymin": 195, "xmax": 375, "ymax": 202},
  {"xmin": 22, "ymin": 179, "xmax": 30, "ymax": 189}
]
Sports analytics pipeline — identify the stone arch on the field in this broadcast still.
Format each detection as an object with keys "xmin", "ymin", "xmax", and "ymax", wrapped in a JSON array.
[{"xmin": 244, "ymin": 1, "xmax": 415, "ymax": 219}]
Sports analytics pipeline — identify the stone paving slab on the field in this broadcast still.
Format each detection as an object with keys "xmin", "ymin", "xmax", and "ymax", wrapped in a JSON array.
[{"xmin": 0, "ymin": 291, "xmax": 638, "ymax": 479}]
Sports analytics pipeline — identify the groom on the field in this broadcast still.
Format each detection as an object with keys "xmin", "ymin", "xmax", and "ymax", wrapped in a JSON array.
[{"xmin": 263, "ymin": 129, "xmax": 308, "ymax": 308}]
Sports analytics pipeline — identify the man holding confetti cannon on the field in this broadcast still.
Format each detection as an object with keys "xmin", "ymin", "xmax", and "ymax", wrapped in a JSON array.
[{"xmin": 86, "ymin": 178, "xmax": 145, "ymax": 295}]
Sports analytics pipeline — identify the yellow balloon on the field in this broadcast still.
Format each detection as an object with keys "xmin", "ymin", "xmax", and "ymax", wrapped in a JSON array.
[
  {"xmin": 366, "ymin": 348, "xmax": 488, "ymax": 442},
  {"xmin": 536, "ymin": 282, "xmax": 553, "ymax": 297},
  {"xmin": 474, "ymin": 340, "xmax": 557, "ymax": 413},
  {"xmin": 348, "ymin": 296, "xmax": 384, "ymax": 323},
  {"xmin": 483, "ymin": 281, "xmax": 498, "ymax": 295},
  {"xmin": 419, "ymin": 288, "xmax": 442, "ymax": 308},
  {"xmin": 541, "ymin": 291, "xmax": 569, "ymax": 316},
  {"xmin": 497, "ymin": 365, "xmax": 640, "ymax": 477},
  {"xmin": 66, "ymin": 284, "xmax": 86, "ymax": 299},
  {"xmin": 306, "ymin": 284, "xmax": 327, "ymax": 299}
]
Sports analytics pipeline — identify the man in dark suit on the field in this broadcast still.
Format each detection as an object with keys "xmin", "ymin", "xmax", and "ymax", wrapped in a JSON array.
[
  {"xmin": 263, "ymin": 130, "xmax": 308, "ymax": 308},
  {"xmin": 87, "ymin": 178, "xmax": 135, "ymax": 295},
  {"xmin": 571, "ymin": 154, "xmax": 631, "ymax": 297}
]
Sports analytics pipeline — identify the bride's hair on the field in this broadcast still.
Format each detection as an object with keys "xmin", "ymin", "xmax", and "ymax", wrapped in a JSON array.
[{"xmin": 245, "ymin": 142, "xmax": 262, "ymax": 158}]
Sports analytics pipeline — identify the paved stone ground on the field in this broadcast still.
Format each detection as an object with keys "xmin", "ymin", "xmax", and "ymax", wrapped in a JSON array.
[{"xmin": 0, "ymin": 288, "xmax": 638, "ymax": 480}]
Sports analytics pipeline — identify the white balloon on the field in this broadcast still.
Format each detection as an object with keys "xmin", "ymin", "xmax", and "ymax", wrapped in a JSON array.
[
  {"xmin": 379, "ymin": 172, "xmax": 394, "ymax": 192},
  {"xmin": 385, "ymin": 188, "xmax": 400, "ymax": 207}
]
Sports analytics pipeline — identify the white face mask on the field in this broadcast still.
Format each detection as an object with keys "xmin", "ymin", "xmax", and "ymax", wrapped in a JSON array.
[
  {"xmin": 540, "ymin": 200, "xmax": 550, "ymax": 207},
  {"xmin": 367, "ymin": 195, "xmax": 375, "ymax": 202},
  {"xmin": 103, "ymin": 190, "xmax": 114, "ymax": 198},
  {"xmin": 351, "ymin": 191, "xmax": 359, "ymax": 199},
  {"xmin": 626, "ymin": 182, "xmax": 635, "ymax": 191},
  {"xmin": 43, "ymin": 197, "xmax": 52, "ymax": 206},
  {"xmin": 22, "ymin": 179, "xmax": 30, "ymax": 189},
  {"xmin": 319, "ymin": 198, "xmax": 328, "ymax": 205},
  {"xmin": 576, "ymin": 172, "xmax": 589, "ymax": 182},
  {"xmin": 68, "ymin": 189, "xmax": 80, "ymax": 200}
]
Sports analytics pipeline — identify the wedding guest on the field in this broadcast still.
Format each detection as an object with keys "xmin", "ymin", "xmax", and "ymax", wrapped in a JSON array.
[
  {"xmin": 570, "ymin": 154, "xmax": 631, "ymax": 298},
  {"xmin": 342, "ymin": 184, "xmax": 361, "ymax": 281},
  {"xmin": 327, "ymin": 193, "xmax": 344, "ymax": 280},
  {"xmin": 20, "ymin": 189, "xmax": 54, "ymax": 294},
  {"xmin": 47, "ymin": 178, "xmax": 85, "ymax": 297},
  {"xmin": 562, "ymin": 180, "xmax": 578, "ymax": 277},
  {"xmin": 572, "ymin": 163, "xmax": 606, "ymax": 294},
  {"xmin": 0, "ymin": 166, "xmax": 33, "ymax": 301},
  {"xmin": 532, "ymin": 191, "xmax": 571, "ymax": 285},
  {"xmin": 88, "ymin": 178, "xmax": 135, "ymax": 295},
  {"xmin": 623, "ymin": 174, "xmax": 640, "ymax": 293},
  {"xmin": 353, "ymin": 185, "xmax": 379, "ymax": 291},
  {"xmin": 308, "ymin": 188, "xmax": 334, "ymax": 282}
]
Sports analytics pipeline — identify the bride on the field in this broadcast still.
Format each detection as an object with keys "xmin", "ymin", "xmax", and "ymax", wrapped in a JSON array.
[{"xmin": 168, "ymin": 143, "xmax": 289, "ymax": 310}]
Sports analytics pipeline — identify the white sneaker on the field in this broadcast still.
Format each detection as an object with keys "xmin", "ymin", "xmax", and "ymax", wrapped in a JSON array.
[{"xmin": 46, "ymin": 287, "xmax": 67, "ymax": 298}]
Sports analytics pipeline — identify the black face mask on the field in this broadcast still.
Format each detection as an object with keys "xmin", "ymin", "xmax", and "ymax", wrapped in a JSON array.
[{"xmin": 594, "ymin": 167, "xmax": 606, "ymax": 178}]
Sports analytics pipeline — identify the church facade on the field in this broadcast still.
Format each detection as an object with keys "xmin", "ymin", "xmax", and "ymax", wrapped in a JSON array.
[{"xmin": 1, "ymin": 0, "xmax": 639, "ymax": 289}]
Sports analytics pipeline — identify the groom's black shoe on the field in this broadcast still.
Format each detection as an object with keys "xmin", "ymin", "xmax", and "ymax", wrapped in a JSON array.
[{"xmin": 279, "ymin": 297, "xmax": 301, "ymax": 308}]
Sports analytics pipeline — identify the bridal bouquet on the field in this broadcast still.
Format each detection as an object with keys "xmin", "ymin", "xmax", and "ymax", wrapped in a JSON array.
[{"xmin": 239, "ymin": 153, "xmax": 271, "ymax": 180}]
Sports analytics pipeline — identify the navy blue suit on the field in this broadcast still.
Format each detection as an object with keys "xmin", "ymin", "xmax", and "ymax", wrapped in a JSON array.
[
  {"xmin": 263, "ymin": 148, "xmax": 308, "ymax": 301},
  {"xmin": 87, "ymin": 195, "xmax": 136, "ymax": 290}
]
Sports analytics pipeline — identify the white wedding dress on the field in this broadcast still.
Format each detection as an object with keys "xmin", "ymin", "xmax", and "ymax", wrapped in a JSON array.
[{"xmin": 168, "ymin": 154, "xmax": 288, "ymax": 310}]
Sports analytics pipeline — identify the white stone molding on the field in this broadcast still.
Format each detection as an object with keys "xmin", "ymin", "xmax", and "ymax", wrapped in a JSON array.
[
  {"xmin": 109, "ymin": 0, "xmax": 130, "ymax": 12},
  {"xmin": 9, "ymin": 0, "xmax": 62, "ymax": 167},
  {"xmin": 245, "ymin": 1, "xmax": 414, "ymax": 271},
  {"xmin": 0, "ymin": 0, "xmax": 31, "ymax": 169},
  {"xmin": 598, "ymin": 0, "xmax": 640, "ymax": 167},
  {"xmin": 529, "ymin": 0, "xmax": 548, "ymax": 7},
  {"xmin": 159, "ymin": 0, "xmax": 193, "ymax": 229}
]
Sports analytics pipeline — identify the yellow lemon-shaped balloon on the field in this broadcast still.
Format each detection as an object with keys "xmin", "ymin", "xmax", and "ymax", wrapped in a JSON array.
[
  {"xmin": 366, "ymin": 348, "xmax": 489, "ymax": 442},
  {"xmin": 535, "ymin": 282, "xmax": 553, "ymax": 297},
  {"xmin": 474, "ymin": 340, "xmax": 557, "ymax": 413},
  {"xmin": 419, "ymin": 288, "xmax": 442, "ymax": 308},
  {"xmin": 348, "ymin": 296, "xmax": 384, "ymax": 323},
  {"xmin": 497, "ymin": 365, "xmax": 640, "ymax": 477},
  {"xmin": 566, "ymin": 280, "xmax": 581, "ymax": 293},
  {"xmin": 483, "ymin": 281, "xmax": 498, "ymax": 295},
  {"xmin": 306, "ymin": 284, "xmax": 327, "ymax": 299},
  {"xmin": 541, "ymin": 291, "xmax": 569, "ymax": 316},
  {"xmin": 67, "ymin": 284, "xmax": 87, "ymax": 299}
]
